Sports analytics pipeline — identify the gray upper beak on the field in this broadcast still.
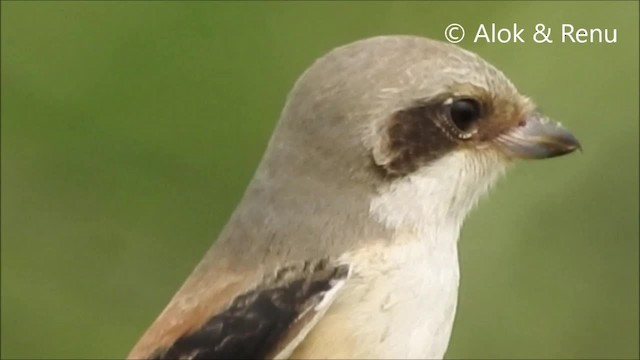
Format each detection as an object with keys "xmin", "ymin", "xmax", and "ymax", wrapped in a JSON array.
[{"xmin": 495, "ymin": 113, "xmax": 581, "ymax": 159}]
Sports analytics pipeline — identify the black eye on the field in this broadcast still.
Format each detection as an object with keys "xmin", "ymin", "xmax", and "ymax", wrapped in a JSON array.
[{"xmin": 449, "ymin": 98, "xmax": 482, "ymax": 132}]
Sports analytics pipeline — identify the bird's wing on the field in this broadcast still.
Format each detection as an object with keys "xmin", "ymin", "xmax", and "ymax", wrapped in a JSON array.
[{"xmin": 139, "ymin": 259, "xmax": 351, "ymax": 360}]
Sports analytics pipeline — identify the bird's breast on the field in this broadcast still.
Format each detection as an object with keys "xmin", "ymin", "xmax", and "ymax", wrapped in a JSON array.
[{"xmin": 291, "ymin": 233, "xmax": 461, "ymax": 359}]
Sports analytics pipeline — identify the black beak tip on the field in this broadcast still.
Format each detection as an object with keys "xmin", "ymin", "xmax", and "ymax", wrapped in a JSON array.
[
  {"xmin": 546, "ymin": 139, "xmax": 581, "ymax": 159},
  {"xmin": 562, "ymin": 133, "xmax": 583, "ymax": 155}
]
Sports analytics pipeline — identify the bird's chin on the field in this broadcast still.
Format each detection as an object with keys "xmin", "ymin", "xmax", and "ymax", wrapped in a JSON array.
[{"xmin": 494, "ymin": 113, "xmax": 581, "ymax": 160}]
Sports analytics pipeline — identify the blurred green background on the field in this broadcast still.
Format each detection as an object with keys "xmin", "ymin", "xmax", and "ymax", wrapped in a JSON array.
[{"xmin": 1, "ymin": 1, "xmax": 638, "ymax": 359}]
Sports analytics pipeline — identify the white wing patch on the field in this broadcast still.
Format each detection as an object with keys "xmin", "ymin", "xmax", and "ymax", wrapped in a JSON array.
[{"xmin": 272, "ymin": 264, "xmax": 353, "ymax": 360}]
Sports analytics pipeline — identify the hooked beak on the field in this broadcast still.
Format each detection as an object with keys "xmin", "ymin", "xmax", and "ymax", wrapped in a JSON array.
[{"xmin": 495, "ymin": 113, "xmax": 581, "ymax": 159}]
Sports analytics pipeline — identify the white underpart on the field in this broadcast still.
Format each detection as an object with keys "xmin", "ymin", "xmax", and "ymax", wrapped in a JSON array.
[
  {"xmin": 365, "ymin": 150, "xmax": 506, "ymax": 358},
  {"xmin": 291, "ymin": 239, "xmax": 462, "ymax": 359},
  {"xmin": 292, "ymin": 150, "xmax": 506, "ymax": 359}
]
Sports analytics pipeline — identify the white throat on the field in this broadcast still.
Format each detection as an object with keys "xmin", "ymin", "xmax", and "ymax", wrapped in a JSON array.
[
  {"xmin": 294, "ymin": 151, "xmax": 507, "ymax": 359},
  {"xmin": 370, "ymin": 150, "xmax": 506, "ymax": 241}
]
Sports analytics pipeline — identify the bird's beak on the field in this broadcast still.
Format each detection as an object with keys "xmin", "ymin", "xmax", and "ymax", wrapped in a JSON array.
[{"xmin": 495, "ymin": 113, "xmax": 581, "ymax": 159}]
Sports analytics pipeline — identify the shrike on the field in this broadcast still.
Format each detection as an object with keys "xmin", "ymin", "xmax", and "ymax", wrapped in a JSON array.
[{"xmin": 128, "ymin": 35, "xmax": 580, "ymax": 359}]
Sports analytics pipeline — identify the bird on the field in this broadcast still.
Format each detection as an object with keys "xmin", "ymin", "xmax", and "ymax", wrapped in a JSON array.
[{"xmin": 127, "ymin": 35, "xmax": 580, "ymax": 360}]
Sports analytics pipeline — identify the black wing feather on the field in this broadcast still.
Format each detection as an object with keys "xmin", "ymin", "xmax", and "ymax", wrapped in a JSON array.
[{"xmin": 150, "ymin": 260, "xmax": 349, "ymax": 360}]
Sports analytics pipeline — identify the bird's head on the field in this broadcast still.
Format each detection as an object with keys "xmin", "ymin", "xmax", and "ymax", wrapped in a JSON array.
[{"xmin": 261, "ymin": 35, "xmax": 580, "ymax": 235}]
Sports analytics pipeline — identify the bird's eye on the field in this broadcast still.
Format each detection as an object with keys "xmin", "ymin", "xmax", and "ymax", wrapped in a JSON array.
[{"xmin": 449, "ymin": 98, "xmax": 482, "ymax": 133}]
